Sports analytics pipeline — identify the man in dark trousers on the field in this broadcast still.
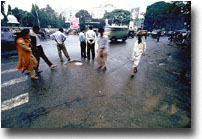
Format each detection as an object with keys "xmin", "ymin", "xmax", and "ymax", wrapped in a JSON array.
[
  {"xmin": 50, "ymin": 28, "xmax": 71, "ymax": 62},
  {"xmin": 30, "ymin": 26, "xmax": 56, "ymax": 73},
  {"xmin": 157, "ymin": 31, "xmax": 161, "ymax": 42},
  {"xmin": 79, "ymin": 29, "xmax": 87, "ymax": 58},
  {"xmin": 86, "ymin": 26, "xmax": 96, "ymax": 61}
]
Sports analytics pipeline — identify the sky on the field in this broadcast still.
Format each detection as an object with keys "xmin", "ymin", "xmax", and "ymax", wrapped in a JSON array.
[{"xmin": 4, "ymin": 0, "xmax": 167, "ymax": 13}]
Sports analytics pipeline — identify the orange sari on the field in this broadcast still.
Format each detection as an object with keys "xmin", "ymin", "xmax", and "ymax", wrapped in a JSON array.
[{"xmin": 16, "ymin": 38, "xmax": 37, "ymax": 71}]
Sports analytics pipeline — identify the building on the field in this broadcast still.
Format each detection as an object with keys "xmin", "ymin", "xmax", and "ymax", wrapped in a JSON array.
[
  {"xmin": 91, "ymin": 4, "xmax": 116, "ymax": 19},
  {"xmin": 7, "ymin": 15, "xmax": 19, "ymax": 24},
  {"xmin": 55, "ymin": 8, "xmax": 79, "ymax": 23}
]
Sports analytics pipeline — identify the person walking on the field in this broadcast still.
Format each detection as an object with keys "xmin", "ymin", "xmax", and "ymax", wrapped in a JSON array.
[
  {"xmin": 30, "ymin": 26, "xmax": 56, "ymax": 73},
  {"xmin": 86, "ymin": 26, "xmax": 96, "ymax": 61},
  {"xmin": 50, "ymin": 28, "xmax": 71, "ymax": 62},
  {"xmin": 169, "ymin": 32, "xmax": 174, "ymax": 46},
  {"xmin": 97, "ymin": 28, "xmax": 109, "ymax": 71},
  {"xmin": 157, "ymin": 31, "xmax": 161, "ymax": 42},
  {"xmin": 16, "ymin": 29, "xmax": 38, "ymax": 80},
  {"xmin": 131, "ymin": 32, "xmax": 146, "ymax": 78},
  {"xmin": 79, "ymin": 29, "xmax": 87, "ymax": 58}
]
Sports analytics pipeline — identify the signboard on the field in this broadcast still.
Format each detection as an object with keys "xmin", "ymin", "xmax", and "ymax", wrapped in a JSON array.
[
  {"xmin": 134, "ymin": 19, "xmax": 144, "ymax": 25},
  {"xmin": 131, "ymin": 8, "xmax": 140, "ymax": 20},
  {"xmin": 70, "ymin": 18, "xmax": 80, "ymax": 30}
]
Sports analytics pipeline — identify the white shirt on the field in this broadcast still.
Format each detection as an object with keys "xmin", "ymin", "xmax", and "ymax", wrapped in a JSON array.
[
  {"xmin": 30, "ymin": 30, "xmax": 41, "ymax": 46},
  {"xmin": 50, "ymin": 31, "xmax": 66, "ymax": 45},
  {"xmin": 86, "ymin": 30, "xmax": 96, "ymax": 44},
  {"xmin": 97, "ymin": 35, "xmax": 109, "ymax": 52},
  {"xmin": 132, "ymin": 41, "xmax": 146, "ymax": 58}
]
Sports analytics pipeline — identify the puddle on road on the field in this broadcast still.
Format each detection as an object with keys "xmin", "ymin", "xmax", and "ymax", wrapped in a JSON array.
[
  {"xmin": 64, "ymin": 60, "xmax": 83, "ymax": 66},
  {"xmin": 74, "ymin": 62, "xmax": 83, "ymax": 66},
  {"xmin": 159, "ymin": 63, "xmax": 166, "ymax": 66},
  {"xmin": 148, "ymin": 62, "xmax": 153, "ymax": 65}
]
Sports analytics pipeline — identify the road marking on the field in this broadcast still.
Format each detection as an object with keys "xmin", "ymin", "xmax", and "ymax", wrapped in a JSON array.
[
  {"xmin": 1, "ymin": 69, "xmax": 17, "ymax": 74},
  {"xmin": 1, "ymin": 76, "xmax": 28, "ymax": 88},
  {"xmin": 1, "ymin": 62, "xmax": 18, "ymax": 66},
  {"xmin": 1, "ymin": 93, "xmax": 29, "ymax": 112}
]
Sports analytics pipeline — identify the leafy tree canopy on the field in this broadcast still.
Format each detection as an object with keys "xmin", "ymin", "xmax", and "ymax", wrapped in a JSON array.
[
  {"xmin": 2, "ymin": 3, "xmax": 68, "ymax": 28},
  {"xmin": 144, "ymin": 1, "xmax": 189, "ymax": 31}
]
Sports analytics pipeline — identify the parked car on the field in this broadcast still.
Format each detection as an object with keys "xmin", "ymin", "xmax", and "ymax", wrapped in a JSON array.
[
  {"xmin": 1, "ymin": 29, "xmax": 16, "ymax": 51},
  {"xmin": 104, "ymin": 26, "xmax": 129, "ymax": 42},
  {"xmin": 147, "ymin": 31, "xmax": 151, "ymax": 36},
  {"xmin": 151, "ymin": 29, "xmax": 161, "ymax": 38},
  {"xmin": 161, "ymin": 31, "xmax": 166, "ymax": 36}
]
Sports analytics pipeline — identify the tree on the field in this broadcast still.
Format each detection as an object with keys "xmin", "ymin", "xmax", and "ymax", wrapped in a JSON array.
[
  {"xmin": 7, "ymin": 4, "xmax": 12, "ymax": 15},
  {"xmin": 75, "ymin": 10, "xmax": 91, "ymax": 28},
  {"xmin": 21, "ymin": 12, "xmax": 36, "ymax": 27},
  {"xmin": 104, "ymin": 9, "xmax": 130, "ymax": 25},
  {"xmin": 173, "ymin": 1, "xmax": 191, "ymax": 30},
  {"xmin": 1, "ymin": 1, "xmax": 7, "ymax": 26},
  {"xmin": 144, "ymin": 1, "xmax": 185, "ymax": 31},
  {"xmin": 1, "ymin": 1, "xmax": 5, "ymax": 14},
  {"xmin": 31, "ymin": 4, "xmax": 40, "ymax": 26},
  {"xmin": 12, "ymin": 8, "xmax": 27, "ymax": 26},
  {"xmin": 45, "ymin": 4, "xmax": 55, "ymax": 17},
  {"xmin": 7, "ymin": 4, "xmax": 67, "ymax": 28}
]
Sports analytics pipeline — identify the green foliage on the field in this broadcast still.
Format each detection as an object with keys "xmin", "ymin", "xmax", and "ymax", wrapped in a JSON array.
[
  {"xmin": 75, "ymin": 9, "xmax": 91, "ymax": 28},
  {"xmin": 173, "ymin": 1, "xmax": 191, "ymax": 30},
  {"xmin": 1, "ymin": 1, "xmax": 5, "ymax": 14},
  {"xmin": 104, "ymin": 9, "xmax": 130, "ymax": 25},
  {"xmin": 1, "ymin": 1, "xmax": 7, "ymax": 26},
  {"xmin": 21, "ymin": 12, "xmax": 36, "ymax": 27},
  {"xmin": 8, "ymin": 4, "xmax": 12, "ymax": 15},
  {"xmin": 2, "ymin": 3, "xmax": 67, "ymax": 28},
  {"xmin": 144, "ymin": 1, "xmax": 188, "ymax": 31}
]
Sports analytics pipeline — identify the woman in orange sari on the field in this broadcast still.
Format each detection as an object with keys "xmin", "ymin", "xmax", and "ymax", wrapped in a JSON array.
[{"xmin": 16, "ymin": 29, "xmax": 38, "ymax": 80}]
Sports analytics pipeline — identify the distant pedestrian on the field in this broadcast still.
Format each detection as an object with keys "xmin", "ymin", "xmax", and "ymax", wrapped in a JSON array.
[
  {"xmin": 169, "ymin": 32, "xmax": 174, "ymax": 46},
  {"xmin": 30, "ymin": 26, "xmax": 56, "ymax": 73},
  {"xmin": 86, "ymin": 26, "xmax": 96, "ymax": 61},
  {"xmin": 79, "ymin": 29, "xmax": 87, "ymax": 58},
  {"xmin": 157, "ymin": 31, "xmax": 161, "ymax": 42},
  {"xmin": 131, "ymin": 31, "xmax": 146, "ymax": 78},
  {"xmin": 50, "ymin": 28, "xmax": 71, "ymax": 62},
  {"xmin": 96, "ymin": 28, "xmax": 109, "ymax": 71},
  {"xmin": 16, "ymin": 29, "xmax": 38, "ymax": 80}
]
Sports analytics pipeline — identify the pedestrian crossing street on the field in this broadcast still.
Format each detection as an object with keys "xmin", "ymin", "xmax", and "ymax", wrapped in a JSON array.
[
  {"xmin": 1, "ymin": 76, "xmax": 28, "ymax": 88},
  {"xmin": 1, "ymin": 67, "xmax": 29, "ymax": 112},
  {"xmin": 1, "ymin": 92, "xmax": 29, "ymax": 112}
]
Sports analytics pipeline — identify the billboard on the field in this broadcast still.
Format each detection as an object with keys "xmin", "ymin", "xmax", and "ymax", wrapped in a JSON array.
[
  {"xmin": 70, "ymin": 18, "xmax": 80, "ymax": 30},
  {"xmin": 131, "ymin": 8, "xmax": 140, "ymax": 20}
]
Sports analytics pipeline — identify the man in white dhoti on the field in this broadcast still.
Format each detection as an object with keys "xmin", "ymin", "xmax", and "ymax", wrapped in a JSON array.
[{"xmin": 131, "ymin": 32, "xmax": 146, "ymax": 78}]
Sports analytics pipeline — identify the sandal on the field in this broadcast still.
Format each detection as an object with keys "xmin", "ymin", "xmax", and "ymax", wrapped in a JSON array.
[
  {"xmin": 131, "ymin": 73, "xmax": 135, "ymax": 78},
  {"xmin": 134, "ymin": 67, "xmax": 137, "ymax": 73},
  {"xmin": 36, "ymin": 69, "xmax": 43, "ymax": 73}
]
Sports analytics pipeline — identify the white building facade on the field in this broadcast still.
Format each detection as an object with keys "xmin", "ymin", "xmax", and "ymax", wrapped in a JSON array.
[{"xmin": 91, "ymin": 4, "xmax": 116, "ymax": 19}]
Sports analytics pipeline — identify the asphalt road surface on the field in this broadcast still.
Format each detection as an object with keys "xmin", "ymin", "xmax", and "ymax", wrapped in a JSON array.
[{"xmin": 1, "ymin": 35, "xmax": 191, "ymax": 128}]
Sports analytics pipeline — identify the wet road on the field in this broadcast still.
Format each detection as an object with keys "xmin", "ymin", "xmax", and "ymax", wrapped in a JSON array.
[{"xmin": 1, "ymin": 35, "xmax": 191, "ymax": 128}]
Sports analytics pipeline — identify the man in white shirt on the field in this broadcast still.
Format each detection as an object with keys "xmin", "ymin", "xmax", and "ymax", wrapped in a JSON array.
[
  {"xmin": 50, "ymin": 28, "xmax": 71, "ymax": 62},
  {"xmin": 30, "ymin": 26, "xmax": 56, "ymax": 73},
  {"xmin": 97, "ymin": 28, "xmax": 109, "ymax": 71},
  {"xmin": 131, "ymin": 32, "xmax": 146, "ymax": 78},
  {"xmin": 79, "ymin": 29, "xmax": 87, "ymax": 58},
  {"xmin": 86, "ymin": 26, "xmax": 96, "ymax": 60}
]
